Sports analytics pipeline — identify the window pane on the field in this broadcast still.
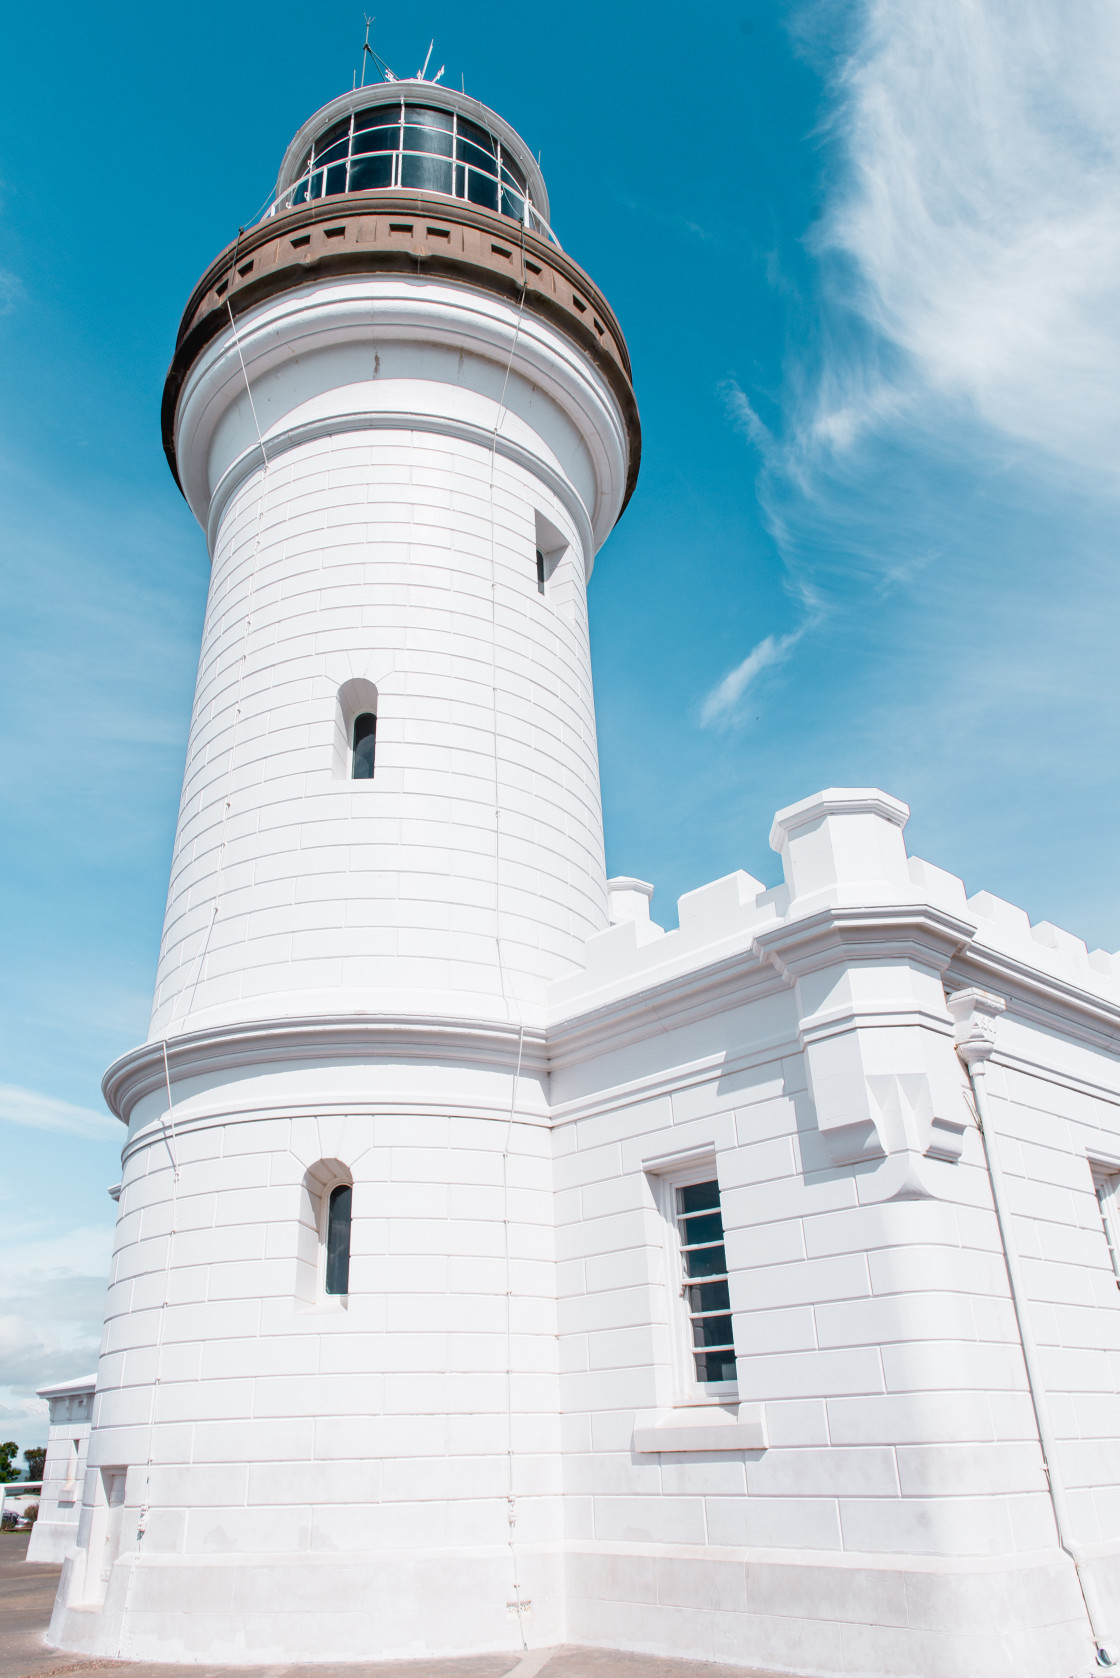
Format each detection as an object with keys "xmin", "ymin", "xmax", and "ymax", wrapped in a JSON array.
[
  {"xmin": 693, "ymin": 1313, "xmax": 735, "ymax": 1348},
  {"xmin": 403, "ymin": 123, "xmax": 453, "ymax": 156},
  {"xmin": 680, "ymin": 1210, "xmax": 725, "ymax": 1246},
  {"xmin": 354, "ymin": 102, "xmax": 400, "ymax": 130},
  {"xmin": 683, "ymin": 1242, "xmax": 727, "ymax": 1279},
  {"xmin": 400, "ymin": 152, "xmax": 453, "ymax": 193},
  {"xmin": 501, "ymin": 188, "xmax": 525, "ymax": 223},
  {"xmin": 352, "ymin": 712, "xmax": 377, "ymax": 779},
  {"xmin": 352, "ymin": 124, "xmax": 398, "ymax": 155},
  {"xmin": 404, "ymin": 103, "xmax": 454, "ymax": 130},
  {"xmin": 686, "ymin": 1278, "xmax": 731, "ymax": 1313},
  {"xmin": 466, "ymin": 170, "xmax": 499, "ymax": 212},
  {"xmin": 290, "ymin": 179, "xmax": 308, "ymax": 206},
  {"xmin": 680, "ymin": 1181, "xmax": 720, "ymax": 1214},
  {"xmin": 315, "ymin": 138, "xmax": 350, "ymax": 167},
  {"xmin": 324, "ymin": 162, "xmax": 347, "ymax": 196},
  {"xmin": 308, "ymin": 170, "xmax": 324, "ymax": 199},
  {"xmin": 325, "ymin": 1184, "xmax": 351, "ymax": 1295},
  {"xmin": 317, "ymin": 116, "xmax": 352, "ymax": 151},
  {"xmin": 458, "ymin": 139, "xmax": 498, "ymax": 174},
  {"xmin": 458, "ymin": 115, "xmax": 496, "ymax": 154},
  {"xmin": 349, "ymin": 154, "xmax": 393, "ymax": 192},
  {"xmin": 501, "ymin": 156, "xmax": 527, "ymax": 192},
  {"xmin": 696, "ymin": 1349, "xmax": 738, "ymax": 1383}
]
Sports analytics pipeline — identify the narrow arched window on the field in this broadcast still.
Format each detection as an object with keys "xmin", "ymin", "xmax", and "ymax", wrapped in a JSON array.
[
  {"xmin": 535, "ymin": 548, "xmax": 546, "ymax": 595},
  {"xmin": 325, "ymin": 1184, "xmax": 352, "ymax": 1295},
  {"xmin": 352, "ymin": 712, "xmax": 376, "ymax": 779}
]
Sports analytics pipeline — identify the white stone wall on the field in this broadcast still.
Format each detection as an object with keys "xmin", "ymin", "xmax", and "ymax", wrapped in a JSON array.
[
  {"xmin": 54, "ymin": 1075, "xmax": 562, "ymax": 1658},
  {"xmin": 26, "ymin": 1378, "xmax": 94, "ymax": 1564},
  {"xmin": 150, "ymin": 427, "xmax": 604, "ymax": 1039},
  {"xmin": 544, "ymin": 795, "xmax": 1120, "ymax": 1677}
]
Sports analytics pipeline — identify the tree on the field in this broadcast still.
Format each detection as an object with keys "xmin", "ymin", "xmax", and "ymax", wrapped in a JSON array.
[
  {"xmin": 0, "ymin": 1443, "xmax": 19, "ymax": 1483},
  {"xmin": 23, "ymin": 1448, "xmax": 45, "ymax": 1482}
]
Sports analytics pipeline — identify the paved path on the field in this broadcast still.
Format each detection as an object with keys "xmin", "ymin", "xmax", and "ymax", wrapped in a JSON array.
[{"xmin": 0, "ymin": 1534, "xmax": 796, "ymax": 1678}]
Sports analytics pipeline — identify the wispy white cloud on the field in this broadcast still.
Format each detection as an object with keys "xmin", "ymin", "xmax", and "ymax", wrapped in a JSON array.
[
  {"xmin": 713, "ymin": 0, "xmax": 1120, "ymax": 793},
  {"xmin": 0, "ymin": 1083, "xmax": 119, "ymax": 1140},
  {"xmin": 720, "ymin": 377, "xmax": 775, "ymax": 457},
  {"xmin": 701, "ymin": 629, "xmax": 805, "ymax": 727},
  {"xmin": 808, "ymin": 0, "xmax": 1120, "ymax": 484}
]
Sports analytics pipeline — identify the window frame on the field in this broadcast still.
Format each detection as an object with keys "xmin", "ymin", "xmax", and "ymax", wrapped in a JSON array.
[
  {"xmin": 323, "ymin": 1180, "xmax": 352, "ymax": 1299},
  {"xmin": 1091, "ymin": 1162, "xmax": 1120, "ymax": 1291},
  {"xmin": 653, "ymin": 1159, "xmax": 739, "ymax": 1407}
]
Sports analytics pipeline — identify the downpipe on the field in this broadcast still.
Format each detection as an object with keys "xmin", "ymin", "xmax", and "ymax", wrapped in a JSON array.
[{"xmin": 949, "ymin": 988, "xmax": 1119, "ymax": 1671}]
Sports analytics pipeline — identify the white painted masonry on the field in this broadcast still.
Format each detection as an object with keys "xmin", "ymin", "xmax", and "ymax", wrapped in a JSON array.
[
  {"xmin": 26, "ymin": 1376, "xmax": 95, "ymax": 1563},
  {"xmin": 46, "ymin": 79, "xmax": 1120, "ymax": 1678}
]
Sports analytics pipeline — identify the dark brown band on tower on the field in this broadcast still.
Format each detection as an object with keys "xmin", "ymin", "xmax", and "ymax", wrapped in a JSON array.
[{"xmin": 162, "ymin": 194, "xmax": 641, "ymax": 518}]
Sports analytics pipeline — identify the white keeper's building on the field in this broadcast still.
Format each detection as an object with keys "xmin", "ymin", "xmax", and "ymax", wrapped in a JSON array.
[{"xmin": 43, "ymin": 78, "xmax": 1120, "ymax": 1678}]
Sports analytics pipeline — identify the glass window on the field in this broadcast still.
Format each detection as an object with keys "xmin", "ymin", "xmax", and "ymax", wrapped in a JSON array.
[
  {"xmin": 352, "ymin": 123, "xmax": 398, "ymax": 155},
  {"xmin": 676, "ymin": 1180, "xmax": 737, "ymax": 1384},
  {"xmin": 276, "ymin": 103, "xmax": 546, "ymax": 235},
  {"xmin": 348, "ymin": 154, "xmax": 393, "ymax": 192},
  {"xmin": 403, "ymin": 123, "xmax": 453, "ymax": 157},
  {"xmin": 401, "ymin": 153, "xmax": 454, "ymax": 193},
  {"xmin": 352, "ymin": 711, "xmax": 376, "ymax": 779},
  {"xmin": 316, "ymin": 116, "xmax": 352, "ymax": 153},
  {"xmin": 404, "ymin": 102, "xmax": 454, "ymax": 130},
  {"xmin": 457, "ymin": 138, "xmax": 497, "ymax": 174},
  {"xmin": 536, "ymin": 549, "xmax": 546, "ymax": 595},
  {"xmin": 1093, "ymin": 1168, "xmax": 1120, "ymax": 1288},
  {"xmin": 325, "ymin": 1184, "xmax": 351, "ymax": 1296},
  {"xmin": 315, "ymin": 137, "xmax": 350, "ymax": 167},
  {"xmin": 457, "ymin": 115, "xmax": 496, "ymax": 154},
  {"xmin": 355, "ymin": 100, "xmax": 401, "ymax": 130},
  {"xmin": 466, "ymin": 170, "xmax": 499, "ymax": 212}
]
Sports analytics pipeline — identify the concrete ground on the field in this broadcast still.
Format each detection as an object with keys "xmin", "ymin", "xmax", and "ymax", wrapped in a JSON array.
[{"xmin": 0, "ymin": 1533, "xmax": 802, "ymax": 1678}]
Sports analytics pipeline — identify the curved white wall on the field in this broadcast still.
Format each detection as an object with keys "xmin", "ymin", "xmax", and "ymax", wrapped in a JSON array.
[{"xmin": 147, "ymin": 277, "xmax": 629, "ymax": 1042}]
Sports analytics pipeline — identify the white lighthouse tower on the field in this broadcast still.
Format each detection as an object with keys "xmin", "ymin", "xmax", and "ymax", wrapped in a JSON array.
[{"xmin": 53, "ymin": 77, "xmax": 639, "ymax": 1661}]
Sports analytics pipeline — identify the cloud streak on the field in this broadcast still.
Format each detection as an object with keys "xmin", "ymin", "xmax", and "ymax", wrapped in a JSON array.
[
  {"xmin": 701, "ymin": 630, "xmax": 805, "ymax": 727},
  {"xmin": 0, "ymin": 1083, "xmax": 120, "ymax": 1140},
  {"xmin": 809, "ymin": 0, "xmax": 1120, "ymax": 485}
]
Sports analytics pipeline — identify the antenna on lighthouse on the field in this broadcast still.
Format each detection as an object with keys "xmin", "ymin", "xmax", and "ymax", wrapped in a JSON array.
[{"xmin": 360, "ymin": 15, "xmax": 397, "ymax": 87}]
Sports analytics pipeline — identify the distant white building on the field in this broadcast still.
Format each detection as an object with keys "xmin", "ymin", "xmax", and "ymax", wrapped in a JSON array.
[
  {"xmin": 46, "ymin": 78, "xmax": 1120, "ymax": 1678},
  {"xmin": 26, "ymin": 1376, "xmax": 95, "ymax": 1563}
]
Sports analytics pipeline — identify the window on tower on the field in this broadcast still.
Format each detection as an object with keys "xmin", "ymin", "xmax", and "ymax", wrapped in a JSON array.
[
  {"xmin": 352, "ymin": 712, "xmax": 376, "ymax": 779},
  {"xmin": 325, "ymin": 1184, "xmax": 352, "ymax": 1296},
  {"xmin": 273, "ymin": 99, "xmax": 552, "ymax": 242}
]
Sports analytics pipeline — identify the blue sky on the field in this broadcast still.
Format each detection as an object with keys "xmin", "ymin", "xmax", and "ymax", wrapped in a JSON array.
[{"xmin": 2, "ymin": 0, "xmax": 1119, "ymax": 1444}]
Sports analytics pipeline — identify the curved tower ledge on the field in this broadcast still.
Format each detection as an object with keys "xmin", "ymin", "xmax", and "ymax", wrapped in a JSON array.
[{"xmin": 163, "ymin": 192, "xmax": 641, "ymax": 544}]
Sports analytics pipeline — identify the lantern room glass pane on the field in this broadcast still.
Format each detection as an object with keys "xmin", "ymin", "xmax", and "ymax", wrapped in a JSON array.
[
  {"xmin": 349, "ymin": 154, "xmax": 393, "ymax": 192},
  {"xmin": 401, "ymin": 153, "xmax": 453, "ymax": 193},
  {"xmin": 352, "ymin": 123, "xmax": 399, "ymax": 155},
  {"xmin": 466, "ymin": 170, "xmax": 499, "ymax": 212}
]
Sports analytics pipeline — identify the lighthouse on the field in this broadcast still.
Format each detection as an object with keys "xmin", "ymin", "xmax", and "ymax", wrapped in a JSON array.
[{"xmin": 52, "ymin": 78, "xmax": 639, "ymax": 1661}]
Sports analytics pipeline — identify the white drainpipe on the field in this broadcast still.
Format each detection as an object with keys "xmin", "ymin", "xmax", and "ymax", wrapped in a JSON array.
[{"xmin": 949, "ymin": 986, "xmax": 1119, "ymax": 1670}]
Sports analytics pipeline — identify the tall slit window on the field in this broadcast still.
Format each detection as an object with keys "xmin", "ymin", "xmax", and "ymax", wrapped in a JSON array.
[
  {"xmin": 535, "ymin": 548, "xmax": 546, "ymax": 595},
  {"xmin": 676, "ymin": 1180, "xmax": 737, "ymax": 1384},
  {"xmin": 352, "ymin": 711, "xmax": 376, "ymax": 779},
  {"xmin": 325, "ymin": 1184, "xmax": 352, "ymax": 1296},
  {"xmin": 1093, "ymin": 1167, "xmax": 1120, "ymax": 1290}
]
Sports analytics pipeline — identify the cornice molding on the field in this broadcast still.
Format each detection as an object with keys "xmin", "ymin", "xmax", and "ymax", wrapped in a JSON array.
[
  {"xmin": 753, "ymin": 902, "xmax": 978, "ymax": 982},
  {"xmin": 545, "ymin": 942, "xmax": 785, "ymax": 1072},
  {"xmin": 103, "ymin": 1013, "xmax": 547, "ymax": 1127},
  {"xmin": 205, "ymin": 409, "xmax": 594, "ymax": 565}
]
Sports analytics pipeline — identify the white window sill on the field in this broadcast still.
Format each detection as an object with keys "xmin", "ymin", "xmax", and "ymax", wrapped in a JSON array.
[{"xmin": 632, "ymin": 1403, "xmax": 767, "ymax": 1454}]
